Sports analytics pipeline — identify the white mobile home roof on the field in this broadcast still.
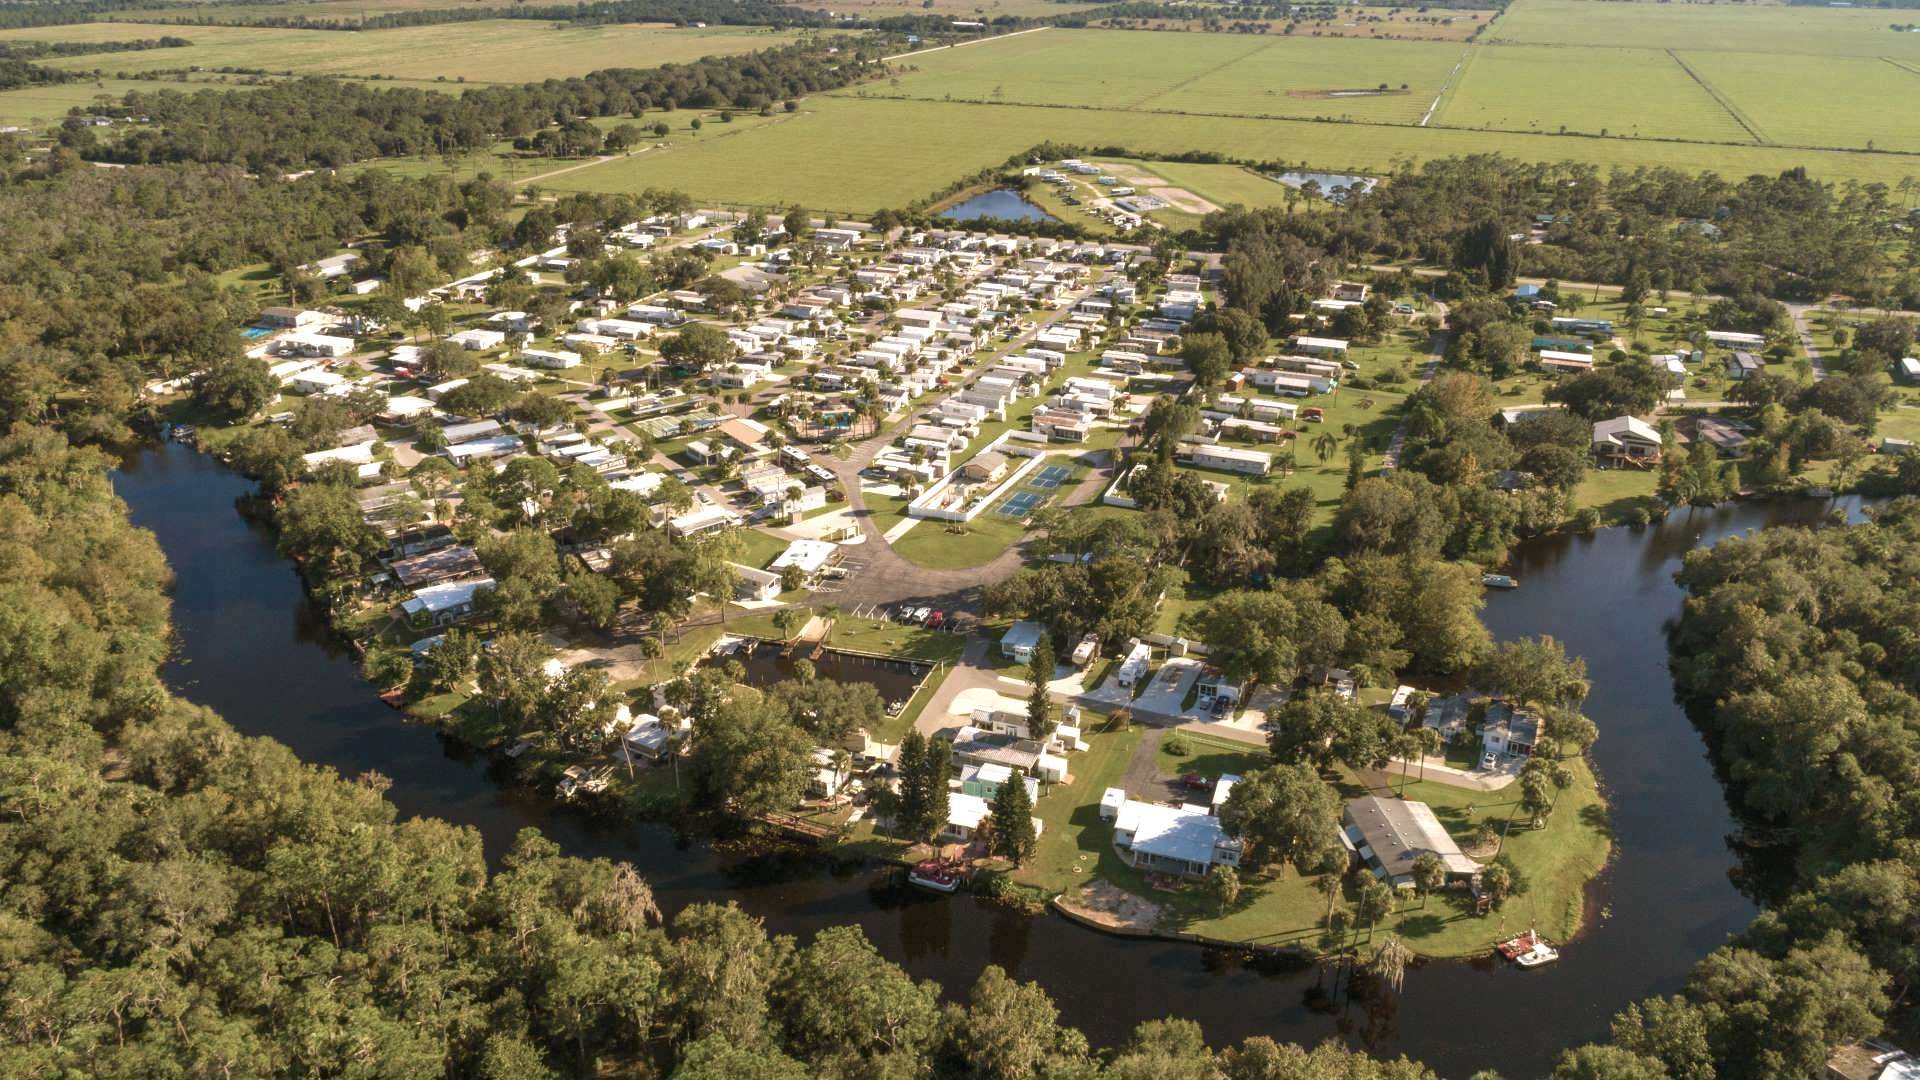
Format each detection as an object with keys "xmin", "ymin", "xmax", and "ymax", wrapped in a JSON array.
[
  {"xmin": 401, "ymin": 577, "xmax": 494, "ymax": 616},
  {"xmin": 1293, "ymin": 336, "xmax": 1349, "ymax": 352}
]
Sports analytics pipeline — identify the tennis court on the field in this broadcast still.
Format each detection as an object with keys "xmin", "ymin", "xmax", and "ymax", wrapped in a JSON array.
[
  {"xmin": 996, "ymin": 491, "xmax": 1044, "ymax": 518},
  {"xmin": 1030, "ymin": 464, "xmax": 1072, "ymax": 489}
]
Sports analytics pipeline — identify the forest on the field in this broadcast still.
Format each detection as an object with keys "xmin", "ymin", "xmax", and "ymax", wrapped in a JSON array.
[{"xmin": 81, "ymin": 42, "xmax": 886, "ymax": 171}]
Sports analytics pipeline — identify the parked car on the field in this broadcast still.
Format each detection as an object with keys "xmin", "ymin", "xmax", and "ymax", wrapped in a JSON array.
[
  {"xmin": 1480, "ymin": 752, "xmax": 1500, "ymax": 772},
  {"xmin": 1211, "ymin": 697, "xmax": 1230, "ymax": 717},
  {"xmin": 926, "ymin": 610, "xmax": 944, "ymax": 629}
]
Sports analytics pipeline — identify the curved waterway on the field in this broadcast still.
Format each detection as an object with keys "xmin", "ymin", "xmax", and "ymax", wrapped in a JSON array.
[{"xmin": 114, "ymin": 440, "xmax": 1865, "ymax": 1077}]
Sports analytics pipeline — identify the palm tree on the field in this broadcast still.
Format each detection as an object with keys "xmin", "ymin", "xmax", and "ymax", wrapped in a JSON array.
[
  {"xmin": 1393, "ymin": 732, "xmax": 1420, "ymax": 794},
  {"xmin": 1310, "ymin": 430, "xmax": 1340, "ymax": 463},
  {"xmin": 1548, "ymin": 761, "xmax": 1576, "ymax": 812},
  {"xmin": 1412, "ymin": 727, "xmax": 1443, "ymax": 782},
  {"xmin": 818, "ymin": 604, "xmax": 841, "ymax": 646}
]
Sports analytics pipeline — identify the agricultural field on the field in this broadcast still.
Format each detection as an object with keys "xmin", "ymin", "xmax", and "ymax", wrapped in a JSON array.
[
  {"xmin": 1435, "ymin": 45, "xmax": 1754, "ymax": 144},
  {"xmin": 0, "ymin": 21, "xmax": 809, "ymax": 85},
  {"xmin": 111, "ymin": 0, "xmax": 502, "ymax": 24},
  {"xmin": 1489, "ymin": 0, "xmax": 1920, "ymax": 58},
  {"xmin": 542, "ymin": 92, "xmax": 1920, "ymax": 212},
  {"xmin": 1677, "ymin": 51, "xmax": 1920, "ymax": 154},
  {"xmin": 1089, "ymin": 6, "xmax": 1491, "ymax": 43},
  {"xmin": 0, "ymin": 74, "xmax": 261, "ymax": 126},
  {"xmin": 0, "ymin": 77, "xmax": 164, "ymax": 127},
  {"xmin": 793, "ymin": 0, "xmax": 1102, "ymax": 16},
  {"xmin": 884, "ymin": 29, "xmax": 1465, "ymax": 124}
]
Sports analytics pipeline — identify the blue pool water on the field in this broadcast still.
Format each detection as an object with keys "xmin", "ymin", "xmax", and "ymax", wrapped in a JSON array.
[
  {"xmin": 941, "ymin": 188, "xmax": 1057, "ymax": 223},
  {"xmin": 241, "ymin": 326, "xmax": 272, "ymax": 339}
]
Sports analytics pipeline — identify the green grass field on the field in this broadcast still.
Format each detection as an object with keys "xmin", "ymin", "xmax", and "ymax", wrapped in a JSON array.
[
  {"xmin": 1679, "ymin": 51, "xmax": 1920, "ymax": 153},
  {"xmin": 0, "ymin": 77, "xmax": 190, "ymax": 126},
  {"xmin": 113, "ymin": 0, "xmax": 501, "ymax": 24},
  {"xmin": 886, "ymin": 29, "xmax": 1464, "ymax": 124},
  {"xmin": 2, "ymin": 21, "xmax": 807, "ymax": 85},
  {"xmin": 1436, "ymin": 45, "xmax": 1754, "ymax": 143},
  {"xmin": 1490, "ymin": 0, "xmax": 1920, "ymax": 59},
  {"xmin": 542, "ymin": 94, "xmax": 1920, "ymax": 212}
]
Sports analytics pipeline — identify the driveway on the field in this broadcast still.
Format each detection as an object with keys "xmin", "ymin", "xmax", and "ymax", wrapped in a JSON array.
[{"xmin": 1131, "ymin": 657, "xmax": 1202, "ymax": 722}]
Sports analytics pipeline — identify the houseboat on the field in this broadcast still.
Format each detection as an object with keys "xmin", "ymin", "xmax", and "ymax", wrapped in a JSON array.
[{"xmin": 908, "ymin": 859, "xmax": 963, "ymax": 893}]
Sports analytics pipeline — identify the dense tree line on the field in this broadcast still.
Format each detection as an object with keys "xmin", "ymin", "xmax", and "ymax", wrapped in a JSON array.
[
  {"xmin": 0, "ymin": 56, "xmax": 71, "ymax": 89},
  {"xmin": 0, "ymin": 34, "xmax": 191, "ymax": 59},
  {"xmin": 1192, "ymin": 156, "xmax": 1919, "ymax": 306},
  {"xmin": 86, "ymin": 42, "xmax": 884, "ymax": 171}
]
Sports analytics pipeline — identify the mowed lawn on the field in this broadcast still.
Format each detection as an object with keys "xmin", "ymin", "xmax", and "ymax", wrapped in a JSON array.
[
  {"xmin": 1679, "ymin": 51, "xmax": 1920, "ymax": 153},
  {"xmin": 544, "ymin": 95, "xmax": 1920, "ymax": 212},
  {"xmin": 1490, "ymin": 0, "xmax": 1920, "ymax": 59},
  {"xmin": 1436, "ymin": 45, "xmax": 1755, "ymax": 144},
  {"xmin": 885, "ymin": 29, "xmax": 1460, "ymax": 124},
  {"xmin": 12, "ymin": 21, "xmax": 806, "ymax": 84}
]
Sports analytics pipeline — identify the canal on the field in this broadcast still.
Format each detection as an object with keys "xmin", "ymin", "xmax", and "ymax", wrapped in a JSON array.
[{"xmin": 113, "ymin": 440, "xmax": 1862, "ymax": 1078}]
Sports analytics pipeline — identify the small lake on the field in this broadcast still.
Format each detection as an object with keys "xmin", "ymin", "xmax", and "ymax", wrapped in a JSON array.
[
  {"xmin": 941, "ymin": 188, "xmax": 1058, "ymax": 223},
  {"xmin": 1273, "ymin": 171, "xmax": 1377, "ymax": 200},
  {"xmin": 111, "ymin": 440, "xmax": 1870, "ymax": 1078}
]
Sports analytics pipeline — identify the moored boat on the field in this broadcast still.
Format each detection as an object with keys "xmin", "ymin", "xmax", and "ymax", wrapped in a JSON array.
[
  {"xmin": 1482, "ymin": 573, "xmax": 1519, "ymax": 589},
  {"xmin": 908, "ymin": 859, "xmax": 962, "ymax": 893},
  {"xmin": 1496, "ymin": 928, "xmax": 1559, "ymax": 967}
]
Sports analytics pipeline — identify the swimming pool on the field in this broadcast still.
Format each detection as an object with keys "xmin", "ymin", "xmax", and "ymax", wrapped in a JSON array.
[{"xmin": 240, "ymin": 326, "xmax": 272, "ymax": 339}]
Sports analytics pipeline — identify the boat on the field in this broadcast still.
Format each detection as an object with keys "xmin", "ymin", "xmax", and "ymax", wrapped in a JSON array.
[
  {"xmin": 908, "ymin": 859, "xmax": 962, "ymax": 894},
  {"xmin": 1482, "ymin": 573, "xmax": 1519, "ymax": 589},
  {"xmin": 1515, "ymin": 941, "xmax": 1561, "ymax": 968},
  {"xmin": 1496, "ymin": 928, "xmax": 1559, "ymax": 967}
]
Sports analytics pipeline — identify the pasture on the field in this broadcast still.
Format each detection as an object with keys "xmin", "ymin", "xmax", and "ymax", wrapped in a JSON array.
[
  {"xmin": 539, "ymin": 94, "xmax": 1920, "ymax": 213},
  {"xmin": 2, "ymin": 21, "xmax": 808, "ymax": 85},
  {"xmin": 112, "ymin": 0, "xmax": 498, "ymax": 24},
  {"xmin": 885, "ymin": 29, "xmax": 1464, "ymax": 123},
  {"xmin": 1678, "ymin": 51, "xmax": 1920, "ymax": 154},
  {"xmin": 1435, "ymin": 45, "xmax": 1754, "ymax": 143},
  {"xmin": 1489, "ymin": 0, "xmax": 1920, "ymax": 58},
  {"xmin": 0, "ymin": 75, "xmax": 256, "ymax": 126}
]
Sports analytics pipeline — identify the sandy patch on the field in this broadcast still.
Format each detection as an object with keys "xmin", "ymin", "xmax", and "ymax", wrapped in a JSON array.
[
  {"xmin": 1105, "ymin": 164, "xmax": 1161, "ymax": 186},
  {"xmin": 1148, "ymin": 186, "xmax": 1221, "ymax": 215},
  {"xmin": 1060, "ymin": 879, "xmax": 1163, "ymax": 932}
]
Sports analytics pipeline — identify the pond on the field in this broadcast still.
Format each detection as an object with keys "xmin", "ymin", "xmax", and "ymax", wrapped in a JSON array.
[
  {"xmin": 941, "ymin": 188, "xmax": 1058, "ymax": 223},
  {"xmin": 706, "ymin": 636, "xmax": 932, "ymax": 709},
  {"xmin": 111, "ymin": 439, "xmax": 1868, "ymax": 1077},
  {"xmin": 1273, "ymin": 171, "xmax": 1378, "ymax": 201}
]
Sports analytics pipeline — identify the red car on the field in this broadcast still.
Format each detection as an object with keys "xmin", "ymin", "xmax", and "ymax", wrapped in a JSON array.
[{"xmin": 926, "ymin": 610, "xmax": 945, "ymax": 629}]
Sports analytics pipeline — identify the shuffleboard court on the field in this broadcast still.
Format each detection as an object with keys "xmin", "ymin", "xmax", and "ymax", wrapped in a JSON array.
[
  {"xmin": 1031, "ymin": 465, "xmax": 1072, "ymax": 489},
  {"xmin": 996, "ymin": 491, "xmax": 1044, "ymax": 518}
]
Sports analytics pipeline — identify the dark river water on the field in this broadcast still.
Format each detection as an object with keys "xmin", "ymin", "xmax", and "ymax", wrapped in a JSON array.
[{"xmin": 113, "ymin": 441, "xmax": 1864, "ymax": 1078}]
